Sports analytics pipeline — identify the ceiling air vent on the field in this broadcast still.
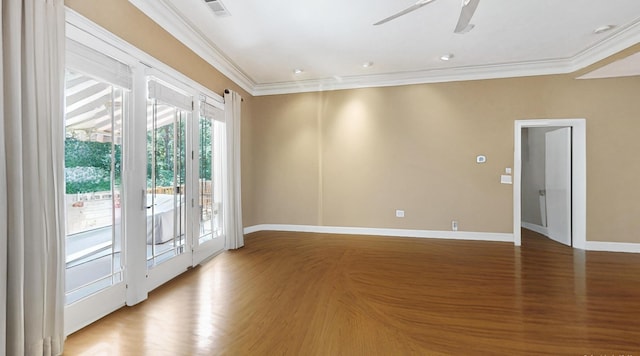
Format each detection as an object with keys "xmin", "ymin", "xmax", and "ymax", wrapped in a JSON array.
[{"xmin": 204, "ymin": 0, "xmax": 231, "ymax": 17}]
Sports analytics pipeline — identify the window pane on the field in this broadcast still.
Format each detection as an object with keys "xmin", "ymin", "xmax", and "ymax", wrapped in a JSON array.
[
  {"xmin": 64, "ymin": 70, "xmax": 125, "ymax": 305},
  {"xmin": 198, "ymin": 115, "xmax": 224, "ymax": 245},
  {"xmin": 198, "ymin": 116, "xmax": 213, "ymax": 243},
  {"xmin": 146, "ymin": 99, "xmax": 189, "ymax": 267}
]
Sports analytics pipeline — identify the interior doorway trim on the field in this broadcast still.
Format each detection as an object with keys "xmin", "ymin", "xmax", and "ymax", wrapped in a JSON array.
[{"xmin": 513, "ymin": 119, "xmax": 586, "ymax": 248}]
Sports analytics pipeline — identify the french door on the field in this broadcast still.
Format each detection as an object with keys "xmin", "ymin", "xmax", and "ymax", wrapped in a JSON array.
[
  {"xmin": 64, "ymin": 39, "xmax": 226, "ymax": 333},
  {"xmin": 193, "ymin": 98, "xmax": 226, "ymax": 263},
  {"xmin": 144, "ymin": 77, "xmax": 227, "ymax": 290},
  {"xmin": 63, "ymin": 39, "xmax": 131, "ymax": 333},
  {"xmin": 64, "ymin": 69, "xmax": 126, "ymax": 304},
  {"xmin": 145, "ymin": 78, "xmax": 193, "ymax": 289}
]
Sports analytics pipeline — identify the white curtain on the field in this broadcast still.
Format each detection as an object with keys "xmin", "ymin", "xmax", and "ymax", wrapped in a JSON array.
[
  {"xmin": 1, "ymin": 0, "xmax": 66, "ymax": 355},
  {"xmin": 223, "ymin": 90, "xmax": 244, "ymax": 249}
]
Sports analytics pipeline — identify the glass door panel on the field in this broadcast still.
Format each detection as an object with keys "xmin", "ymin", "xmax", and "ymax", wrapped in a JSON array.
[
  {"xmin": 64, "ymin": 70, "xmax": 125, "ymax": 305},
  {"xmin": 198, "ymin": 116, "xmax": 223, "ymax": 245},
  {"xmin": 146, "ymin": 99, "xmax": 189, "ymax": 267}
]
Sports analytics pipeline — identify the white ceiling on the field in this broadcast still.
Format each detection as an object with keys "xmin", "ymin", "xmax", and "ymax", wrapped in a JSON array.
[{"xmin": 128, "ymin": 0, "xmax": 640, "ymax": 95}]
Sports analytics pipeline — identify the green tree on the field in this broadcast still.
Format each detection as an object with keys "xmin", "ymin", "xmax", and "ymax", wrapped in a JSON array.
[
  {"xmin": 199, "ymin": 117, "xmax": 212, "ymax": 181},
  {"xmin": 65, "ymin": 138, "xmax": 121, "ymax": 194},
  {"xmin": 146, "ymin": 112, "xmax": 188, "ymax": 189}
]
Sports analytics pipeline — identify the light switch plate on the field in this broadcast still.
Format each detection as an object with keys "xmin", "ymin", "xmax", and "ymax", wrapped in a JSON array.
[{"xmin": 501, "ymin": 175, "xmax": 513, "ymax": 184}]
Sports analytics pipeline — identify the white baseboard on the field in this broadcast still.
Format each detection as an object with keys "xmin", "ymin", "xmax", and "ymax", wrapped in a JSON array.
[
  {"xmin": 585, "ymin": 241, "xmax": 640, "ymax": 253},
  {"xmin": 520, "ymin": 223, "xmax": 640, "ymax": 253},
  {"xmin": 243, "ymin": 224, "xmax": 514, "ymax": 243},
  {"xmin": 521, "ymin": 222, "xmax": 549, "ymax": 237},
  {"xmin": 244, "ymin": 224, "xmax": 640, "ymax": 253}
]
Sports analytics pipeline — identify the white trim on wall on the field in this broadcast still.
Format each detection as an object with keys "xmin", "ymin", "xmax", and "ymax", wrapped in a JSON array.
[
  {"xmin": 585, "ymin": 242, "xmax": 640, "ymax": 254},
  {"xmin": 244, "ymin": 225, "xmax": 640, "ymax": 253},
  {"xmin": 243, "ymin": 224, "xmax": 514, "ymax": 243},
  {"xmin": 513, "ymin": 119, "xmax": 587, "ymax": 249}
]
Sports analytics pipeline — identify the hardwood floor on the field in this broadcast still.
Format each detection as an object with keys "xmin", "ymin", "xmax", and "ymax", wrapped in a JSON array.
[{"xmin": 64, "ymin": 230, "xmax": 640, "ymax": 355}]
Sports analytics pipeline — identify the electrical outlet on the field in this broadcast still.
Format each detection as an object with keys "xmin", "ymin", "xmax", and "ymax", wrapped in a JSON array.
[
  {"xmin": 396, "ymin": 210, "xmax": 405, "ymax": 218},
  {"xmin": 451, "ymin": 220, "xmax": 458, "ymax": 231}
]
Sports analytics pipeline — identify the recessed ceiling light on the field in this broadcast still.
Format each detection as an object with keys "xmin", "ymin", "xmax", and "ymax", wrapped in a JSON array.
[
  {"xmin": 293, "ymin": 69, "xmax": 304, "ymax": 75},
  {"xmin": 362, "ymin": 61, "xmax": 374, "ymax": 68},
  {"xmin": 593, "ymin": 25, "xmax": 615, "ymax": 34},
  {"xmin": 440, "ymin": 54, "xmax": 454, "ymax": 61}
]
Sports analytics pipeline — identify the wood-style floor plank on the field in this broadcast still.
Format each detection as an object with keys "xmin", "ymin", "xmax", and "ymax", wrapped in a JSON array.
[{"xmin": 64, "ymin": 230, "xmax": 640, "ymax": 355}]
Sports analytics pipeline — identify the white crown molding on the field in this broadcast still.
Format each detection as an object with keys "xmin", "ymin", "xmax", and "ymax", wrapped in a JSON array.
[
  {"xmin": 127, "ymin": 0, "xmax": 255, "ymax": 94},
  {"xmin": 128, "ymin": 0, "xmax": 640, "ymax": 96},
  {"xmin": 252, "ymin": 58, "xmax": 572, "ymax": 96},
  {"xmin": 243, "ymin": 224, "xmax": 514, "ymax": 243},
  {"xmin": 571, "ymin": 19, "xmax": 640, "ymax": 75},
  {"xmin": 577, "ymin": 51, "xmax": 640, "ymax": 80}
]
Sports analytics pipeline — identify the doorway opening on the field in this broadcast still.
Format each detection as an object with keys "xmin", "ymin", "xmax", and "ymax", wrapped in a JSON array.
[{"xmin": 513, "ymin": 119, "xmax": 586, "ymax": 248}]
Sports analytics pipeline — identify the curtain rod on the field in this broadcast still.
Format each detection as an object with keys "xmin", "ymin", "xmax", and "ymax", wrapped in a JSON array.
[{"xmin": 225, "ymin": 89, "xmax": 244, "ymax": 102}]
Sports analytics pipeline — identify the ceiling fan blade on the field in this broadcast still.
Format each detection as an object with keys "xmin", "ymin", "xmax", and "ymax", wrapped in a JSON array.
[
  {"xmin": 374, "ymin": 0, "xmax": 437, "ymax": 26},
  {"xmin": 454, "ymin": 0, "xmax": 480, "ymax": 33}
]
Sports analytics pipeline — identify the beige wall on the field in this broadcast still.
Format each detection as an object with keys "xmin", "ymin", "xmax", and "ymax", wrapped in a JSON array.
[{"xmin": 251, "ymin": 75, "xmax": 640, "ymax": 242}]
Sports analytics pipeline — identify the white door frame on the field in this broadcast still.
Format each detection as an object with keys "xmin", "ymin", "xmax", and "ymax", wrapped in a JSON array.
[{"xmin": 513, "ymin": 119, "xmax": 586, "ymax": 248}]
